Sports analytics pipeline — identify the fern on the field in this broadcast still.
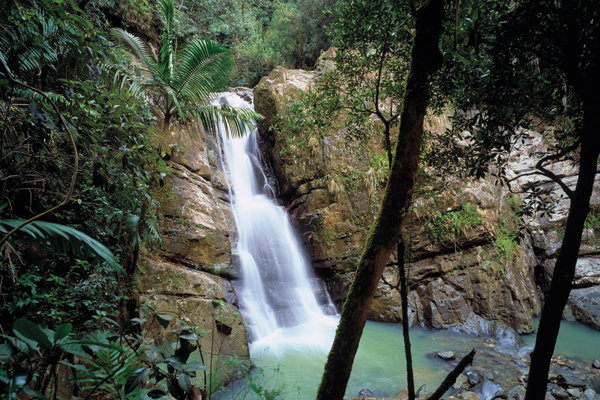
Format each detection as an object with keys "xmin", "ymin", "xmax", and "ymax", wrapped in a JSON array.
[{"xmin": 0, "ymin": 219, "xmax": 123, "ymax": 274}]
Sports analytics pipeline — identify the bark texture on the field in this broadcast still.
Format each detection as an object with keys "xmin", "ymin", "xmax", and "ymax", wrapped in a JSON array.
[{"xmin": 315, "ymin": 1, "xmax": 446, "ymax": 398}]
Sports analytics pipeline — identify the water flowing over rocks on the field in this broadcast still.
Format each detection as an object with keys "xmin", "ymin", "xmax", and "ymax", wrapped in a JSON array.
[{"xmin": 254, "ymin": 66, "xmax": 543, "ymax": 334}]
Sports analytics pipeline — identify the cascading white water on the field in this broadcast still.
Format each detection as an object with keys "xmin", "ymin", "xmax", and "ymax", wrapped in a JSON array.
[{"xmin": 216, "ymin": 93, "xmax": 336, "ymax": 354}]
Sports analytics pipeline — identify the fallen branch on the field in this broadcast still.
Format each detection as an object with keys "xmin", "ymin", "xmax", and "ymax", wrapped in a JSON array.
[{"xmin": 427, "ymin": 348, "xmax": 476, "ymax": 400}]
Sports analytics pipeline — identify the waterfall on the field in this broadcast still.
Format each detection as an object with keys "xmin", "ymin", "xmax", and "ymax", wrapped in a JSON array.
[{"xmin": 216, "ymin": 93, "xmax": 336, "ymax": 354}]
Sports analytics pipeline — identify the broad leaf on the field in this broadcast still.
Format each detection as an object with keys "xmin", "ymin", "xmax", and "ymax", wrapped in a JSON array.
[
  {"xmin": 155, "ymin": 313, "xmax": 173, "ymax": 328},
  {"xmin": 13, "ymin": 318, "xmax": 52, "ymax": 350},
  {"xmin": 125, "ymin": 367, "xmax": 151, "ymax": 394},
  {"xmin": 54, "ymin": 323, "xmax": 72, "ymax": 342},
  {"xmin": 178, "ymin": 373, "xmax": 192, "ymax": 394}
]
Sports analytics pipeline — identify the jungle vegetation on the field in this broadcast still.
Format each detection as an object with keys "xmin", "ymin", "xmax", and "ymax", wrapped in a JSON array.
[{"xmin": 0, "ymin": 0, "xmax": 598, "ymax": 399}]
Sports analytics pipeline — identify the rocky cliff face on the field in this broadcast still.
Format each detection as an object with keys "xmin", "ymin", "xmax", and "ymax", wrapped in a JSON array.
[
  {"xmin": 253, "ymin": 66, "xmax": 600, "ymax": 335},
  {"xmin": 506, "ymin": 131, "xmax": 600, "ymax": 329},
  {"xmin": 137, "ymin": 121, "xmax": 249, "ymax": 378}
]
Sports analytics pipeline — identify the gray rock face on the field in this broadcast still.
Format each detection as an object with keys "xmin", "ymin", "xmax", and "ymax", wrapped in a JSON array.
[
  {"xmin": 568, "ymin": 286, "xmax": 600, "ymax": 330},
  {"xmin": 507, "ymin": 130, "xmax": 600, "ymax": 330}
]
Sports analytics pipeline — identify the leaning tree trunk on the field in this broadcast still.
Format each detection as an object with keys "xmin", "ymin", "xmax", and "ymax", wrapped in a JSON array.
[
  {"xmin": 525, "ymin": 91, "xmax": 600, "ymax": 399},
  {"xmin": 315, "ymin": 1, "xmax": 445, "ymax": 398}
]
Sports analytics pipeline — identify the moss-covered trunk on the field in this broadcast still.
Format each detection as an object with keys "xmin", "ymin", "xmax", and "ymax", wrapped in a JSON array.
[{"xmin": 315, "ymin": 1, "xmax": 446, "ymax": 398}]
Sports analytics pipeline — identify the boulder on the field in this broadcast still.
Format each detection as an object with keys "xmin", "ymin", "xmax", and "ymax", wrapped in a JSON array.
[{"xmin": 568, "ymin": 286, "xmax": 600, "ymax": 330}]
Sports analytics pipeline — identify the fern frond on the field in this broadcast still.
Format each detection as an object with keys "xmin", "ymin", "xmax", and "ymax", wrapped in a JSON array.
[
  {"xmin": 124, "ymin": 214, "xmax": 163, "ymax": 247},
  {"xmin": 0, "ymin": 219, "xmax": 123, "ymax": 274}
]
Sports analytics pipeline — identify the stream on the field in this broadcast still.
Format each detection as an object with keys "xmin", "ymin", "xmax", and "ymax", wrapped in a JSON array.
[{"xmin": 215, "ymin": 92, "xmax": 600, "ymax": 399}]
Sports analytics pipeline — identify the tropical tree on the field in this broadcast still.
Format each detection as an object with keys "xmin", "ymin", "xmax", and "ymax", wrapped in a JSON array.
[
  {"xmin": 112, "ymin": 0, "xmax": 259, "ymax": 135},
  {"xmin": 316, "ymin": 0, "xmax": 446, "ymax": 398}
]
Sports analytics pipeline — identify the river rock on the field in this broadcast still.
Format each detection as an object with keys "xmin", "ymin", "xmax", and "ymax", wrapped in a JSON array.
[
  {"xmin": 593, "ymin": 360, "xmax": 600, "ymax": 369},
  {"xmin": 467, "ymin": 371, "xmax": 484, "ymax": 387},
  {"xmin": 472, "ymin": 380, "xmax": 504, "ymax": 400},
  {"xmin": 567, "ymin": 389, "xmax": 582, "ymax": 398},
  {"xmin": 434, "ymin": 351, "xmax": 457, "ymax": 360},
  {"xmin": 581, "ymin": 389, "xmax": 600, "ymax": 400},
  {"xmin": 507, "ymin": 386, "xmax": 526, "ymax": 400},
  {"xmin": 459, "ymin": 392, "xmax": 481, "ymax": 400},
  {"xmin": 358, "ymin": 388, "xmax": 375, "ymax": 398},
  {"xmin": 551, "ymin": 388, "xmax": 570, "ymax": 400},
  {"xmin": 567, "ymin": 286, "xmax": 600, "ymax": 330}
]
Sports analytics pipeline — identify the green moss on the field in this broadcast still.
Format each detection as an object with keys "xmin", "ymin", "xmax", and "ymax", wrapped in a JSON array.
[
  {"xmin": 482, "ymin": 197, "xmax": 522, "ymax": 275},
  {"xmin": 424, "ymin": 203, "xmax": 484, "ymax": 244}
]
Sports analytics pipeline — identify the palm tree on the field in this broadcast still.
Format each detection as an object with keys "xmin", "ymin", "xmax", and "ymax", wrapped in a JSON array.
[{"xmin": 112, "ymin": 0, "xmax": 258, "ymax": 135}]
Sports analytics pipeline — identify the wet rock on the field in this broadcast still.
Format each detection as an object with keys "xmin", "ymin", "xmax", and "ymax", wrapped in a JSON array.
[
  {"xmin": 567, "ymin": 389, "xmax": 582, "ymax": 398},
  {"xmin": 507, "ymin": 385, "xmax": 526, "ymax": 400},
  {"xmin": 358, "ymin": 388, "xmax": 375, "ymax": 398},
  {"xmin": 568, "ymin": 282, "xmax": 600, "ymax": 330},
  {"xmin": 467, "ymin": 371, "xmax": 484, "ymax": 387},
  {"xmin": 581, "ymin": 388, "xmax": 600, "ymax": 400},
  {"xmin": 472, "ymin": 380, "xmax": 504, "ymax": 400},
  {"xmin": 454, "ymin": 374, "xmax": 469, "ymax": 390},
  {"xmin": 435, "ymin": 351, "xmax": 457, "ymax": 361},
  {"xmin": 155, "ymin": 163, "xmax": 234, "ymax": 270},
  {"xmin": 551, "ymin": 388, "xmax": 570, "ymax": 400},
  {"xmin": 459, "ymin": 392, "xmax": 481, "ymax": 400},
  {"xmin": 592, "ymin": 360, "xmax": 600, "ymax": 369}
]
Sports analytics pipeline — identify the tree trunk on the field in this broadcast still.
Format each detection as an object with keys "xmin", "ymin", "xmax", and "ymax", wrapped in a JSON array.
[
  {"xmin": 315, "ymin": 1, "xmax": 445, "ymax": 398},
  {"xmin": 525, "ymin": 95, "xmax": 600, "ymax": 399},
  {"xmin": 398, "ymin": 236, "xmax": 415, "ymax": 400}
]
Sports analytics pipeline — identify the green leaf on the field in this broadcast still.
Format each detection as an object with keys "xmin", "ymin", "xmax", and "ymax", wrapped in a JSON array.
[
  {"xmin": 13, "ymin": 318, "xmax": 52, "ymax": 350},
  {"xmin": 54, "ymin": 323, "xmax": 72, "ymax": 342},
  {"xmin": 178, "ymin": 373, "xmax": 192, "ymax": 394},
  {"xmin": 125, "ymin": 367, "xmax": 151, "ymax": 394},
  {"xmin": 58, "ymin": 360, "xmax": 88, "ymax": 371},
  {"xmin": 0, "ymin": 219, "xmax": 123, "ymax": 274},
  {"xmin": 155, "ymin": 313, "xmax": 173, "ymax": 328},
  {"xmin": 179, "ymin": 332, "xmax": 199, "ymax": 341},
  {"xmin": 184, "ymin": 361, "xmax": 206, "ymax": 372},
  {"xmin": 146, "ymin": 389, "xmax": 167, "ymax": 399}
]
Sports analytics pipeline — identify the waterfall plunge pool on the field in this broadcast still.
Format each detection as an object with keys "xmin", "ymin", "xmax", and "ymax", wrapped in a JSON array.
[
  {"xmin": 213, "ymin": 92, "xmax": 600, "ymax": 399},
  {"xmin": 216, "ymin": 317, "xmax": 600, "ymax": 400}
]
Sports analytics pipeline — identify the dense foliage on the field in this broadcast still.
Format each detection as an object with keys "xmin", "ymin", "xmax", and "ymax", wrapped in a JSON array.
[{"xmin": 178, "ymin": 0, "xmax": 335, "ymax": 86}]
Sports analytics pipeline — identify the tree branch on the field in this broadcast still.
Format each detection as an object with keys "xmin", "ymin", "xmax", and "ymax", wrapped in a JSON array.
[{"xmin": 427, "ymin": 349, "xmax": 476, "ymax": 400}]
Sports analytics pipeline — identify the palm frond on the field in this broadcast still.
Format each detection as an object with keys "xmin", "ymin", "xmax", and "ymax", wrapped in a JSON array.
[
  {"xmin": 194, "ymin": 105, "xmax": 261, "ymax": 138},
  {"xmin": 159, "ymin": 0, "xmax": 175, "ymax": 80},
  {"xmin": 0, "ymin": 219, "xmax": 123, "ymax": 274},
  {"xmin": 111, "ymin": 28, "xmax": 161, "ymax": 77},
  {"xmin": 174, "ymin": 40, "xmax": 234, "ymax": 105}
]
